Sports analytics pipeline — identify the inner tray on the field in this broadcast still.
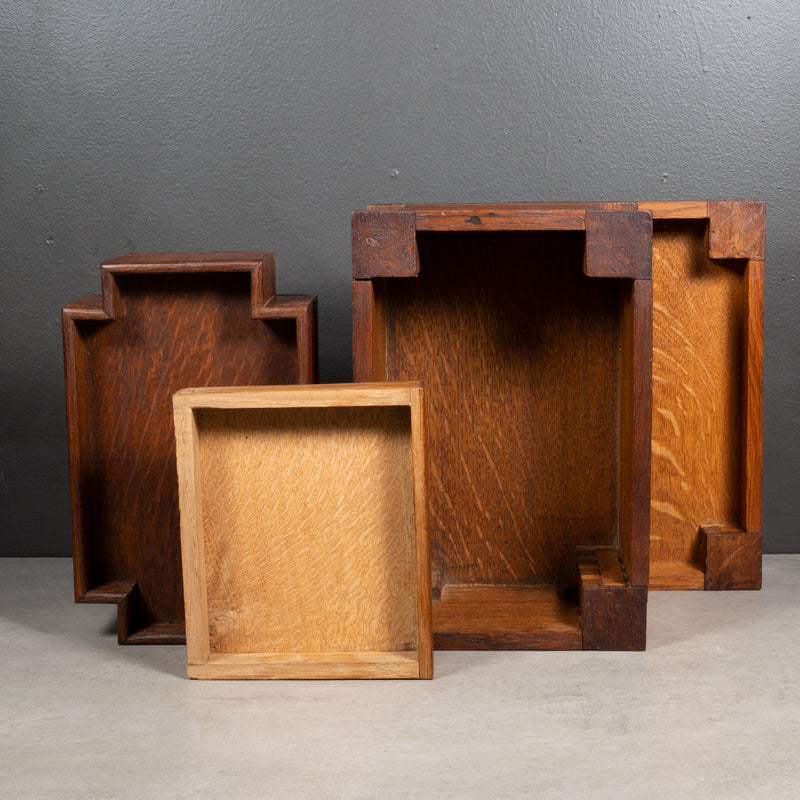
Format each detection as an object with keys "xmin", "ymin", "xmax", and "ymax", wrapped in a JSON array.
[
  {"xmin": 639, "ymin": 201, "xmax": 764, "ymax": 591},
  {"xmin": 352, "ymin": 205, "xmax": 652, "ymax": 650},
  {"xmin": 62, "ymin": 252, "xmax": 317, "ymax": 644},
  {"xmin": 173, "ymin": 383, "xmax": 432, "ymax": 679}
]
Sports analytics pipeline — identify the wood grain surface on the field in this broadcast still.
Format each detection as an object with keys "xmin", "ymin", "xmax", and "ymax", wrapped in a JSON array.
[
  {"xmin": 174, "ymin": 383, "xmax": 431, "ymax": 679},
  {"xmin": 384, "ymin": 231, "xmax": 621, "ymax": 590},
  {"xmin": 577, "ymin": 546, "xmax": 647, "ymax": 650},
  {"xmin": 62, "ymin": 254, "xmax": 317, "ymax": 643},
  {"xmin": 432, "ymin": 585, "xmax": 582, "ymax": 650},
  {"xmin": 649, "ymin": 221, "xmax": 744, "ymax": 571},
  {"xmin": 198, "ymin": 406, "xmax": 417, "ymax": 655}
]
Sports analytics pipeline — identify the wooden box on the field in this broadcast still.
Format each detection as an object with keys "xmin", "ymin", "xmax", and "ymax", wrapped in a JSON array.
[
  {"xmin": 173, "ymin": 383, "xmax": 432, "ymax": 679},
  {"xmin": 640, "ymin": 201, "xmax": 764, "ymax": 591},
  {"xmin": 352, "ymin": 204, "xmax": 653, "ymax": 651},
  {"xmin": 62, "ymin": 252, "xmax": 317, "ymax": 644}
]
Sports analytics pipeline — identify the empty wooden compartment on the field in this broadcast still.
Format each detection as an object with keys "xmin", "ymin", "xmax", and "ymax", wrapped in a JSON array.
[
  {"xmin": 173, "ymin": 383, "xmax": 432, "ymax": 679},
  {"xmin": 639, "ymin": 200, "xmax": 764, "ymax": 591},
  {"xmin": 62, "ymin": 252, "xmax": 317, "ymax": 644},
  {"xmin": 352, "ymin": 204, "xmax": 653, "ymax": 651}
]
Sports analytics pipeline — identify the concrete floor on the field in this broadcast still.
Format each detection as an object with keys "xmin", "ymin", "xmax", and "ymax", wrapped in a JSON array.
[{"xmin": 1, "ymin": 556, "xmax": 798, "ymax": 799}]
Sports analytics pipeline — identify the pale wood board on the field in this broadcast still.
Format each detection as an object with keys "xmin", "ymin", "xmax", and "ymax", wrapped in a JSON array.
[{"xmin": 174, "ymin": 384, "xmax": 431, "ymax": 679}]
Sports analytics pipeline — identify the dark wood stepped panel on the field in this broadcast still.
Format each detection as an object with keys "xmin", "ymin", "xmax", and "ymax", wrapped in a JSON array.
[{"xmin": 63, "ymin": 252, "xmax": 317, "ymax": 644}]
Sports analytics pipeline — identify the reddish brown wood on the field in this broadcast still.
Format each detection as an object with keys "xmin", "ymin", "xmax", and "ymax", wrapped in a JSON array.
[
  {"xmin": 62, "ymin": 252, "xmax": 317, "ymax": 644},
  {"xmin": 352, "ymin": 205, "xmax": 652, "ymax": 650},
  {"xmin": 707, "ymin": 200, "xmax": 766, "ymax": 261},
  {"xmin": 351, "ymin": 211, "xmax": 418, "ymax": 279},
  {"xmin": 701, "ymin": 525, "xmax": 762, "ymax": 590},
  {"xmin": 584, "ymin": 210, "xmax": 653, "ymax": 279},
  {"xmin": 415, "ymin": 208, "xmax": 586, "ymax": 232},
  {"xmin": 578, "ymin": 547, "xmax": 647, "ymax": 651},
  {"xmin": 741, "ymin": 259, "xmax": 764, "ymax": 533},
  {"xmin": 618, "ymin": 278, "xmax": 652, "ymax": 587},
  {"xmin": 351, "ymin": 279, "xmax": 386, "ymax": 381},
  {"xmin": 433, "ymin": 585, "xmax": 582, "ymax": 651}
]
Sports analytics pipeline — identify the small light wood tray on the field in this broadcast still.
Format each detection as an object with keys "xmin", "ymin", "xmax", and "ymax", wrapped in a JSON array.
[{"xmin": 173, "ymin": 383, "xmax": 432, "ymax": 679}]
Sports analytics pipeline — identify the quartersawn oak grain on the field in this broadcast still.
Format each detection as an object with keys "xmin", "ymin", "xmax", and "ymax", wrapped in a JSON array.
[
  {"xmin": 640, "ymin": 201, "xmax": 764, "ymax": 591},
  {"xmin": 173, "ymin": 382, "xmax": 432, "ymax": 680},
  {"xmin": 62, "ymin": 252, "xmax": 317, "ymax": 644},
  {"xmin": 352, "ymin": 205, "xmax": 652, "ymax": 651}
]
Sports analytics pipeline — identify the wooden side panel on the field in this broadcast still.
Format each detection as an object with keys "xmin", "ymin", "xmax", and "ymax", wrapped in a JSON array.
[
  {"xmin": 433, "ymin": 585, "xmax": 582, "ymax": 650},
  {"xmin": 173, "ymin": 407, "xmax": 210, "ymax": 666},
  {"xmin": 649, "ymin": 221, "xmax": 743, "ymax": 567},
  {"xmin": 410, "ymin": 387, "xmax": 433, "ymax": 679},
  {"xmin": 416, "ymin": 208, "xmax": 586, "ymax": 231},
  {"xmin": 63, "ymin": 255, "xmax": 318, "ymax": 643},
  {"xmin": 578, "ymin": 547, "xmax": 647, "ymax": 651},
  {"xmin": 741, "ymin": 260, "xmax": 764, "ymax": 533},
  {"xmin": 352, "ymin": 279, "xmax": 386, "ymax": 381},
  {"xmin": 352, "ymin": 210, "xmax": 418, "ymax": 278},
  {"xmin": 196, "ymin": 405, "xmax": 418, "ymax": 658},
  {"xmin": 385, "ymin": 231, "xmax": 621, "ymax": 588},
  {"xmin": 701, "ymin": 525, "xmax": 762, "ymax": 590},
  {"xmin": 618, "ymin": 279, "xmax": 652, "ymax": 587}
]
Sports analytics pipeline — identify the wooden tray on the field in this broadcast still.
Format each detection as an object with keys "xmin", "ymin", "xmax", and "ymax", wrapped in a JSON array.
[
  {"xmin": 639, "ymin": 201, "xmax": 764, "ymax": 591},
  {"xmin": 62, "ymin": 252, "xmax": 317, "ymax": 644},
  {"xmin": 352, "ymin": 204, "xmax": 652, "ymax": 650},
  {"xmin": 173, "ymin": 383, "xmax": 432, "ymax": 679}
]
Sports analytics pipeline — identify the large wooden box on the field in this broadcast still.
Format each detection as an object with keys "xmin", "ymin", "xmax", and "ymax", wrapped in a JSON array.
[
  {"xmin": 173, "ymin": 383, "xmax": 432, "ymax": 679},
  {"xmin": 640, "ymin": 201, "xmax": 764, "ymax": 591},
  {"xmin": 62, "ymin": 252, "xmax": 317, "ymax": 644},
  {"xmin": 352, "ymin": 204, "xmax": 653, "ymax": 650}
]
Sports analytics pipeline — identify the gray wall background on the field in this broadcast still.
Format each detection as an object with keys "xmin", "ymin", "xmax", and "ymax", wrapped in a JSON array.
[{"xmin": 1, "ymin": 0, "xmax": 797, "ymax": 555}]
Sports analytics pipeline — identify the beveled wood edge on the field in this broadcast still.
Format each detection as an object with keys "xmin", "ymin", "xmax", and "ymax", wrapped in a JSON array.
[{"xmin": 189, "ymin": 651, "xmax": 421, "ymax": 680}]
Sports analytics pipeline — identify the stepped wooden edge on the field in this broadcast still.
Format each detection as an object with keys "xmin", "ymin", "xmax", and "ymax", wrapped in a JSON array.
[
  {"xmin": 638, "ymin": 201, "xmax": 764, "ymax": 591},
  {"xmin": 577, "ymin": 547, "xmax": 647, "ymax": 651},
  {"xmin": 62, "ymin": 252, "xmax": 318, "ymax": 644}
]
